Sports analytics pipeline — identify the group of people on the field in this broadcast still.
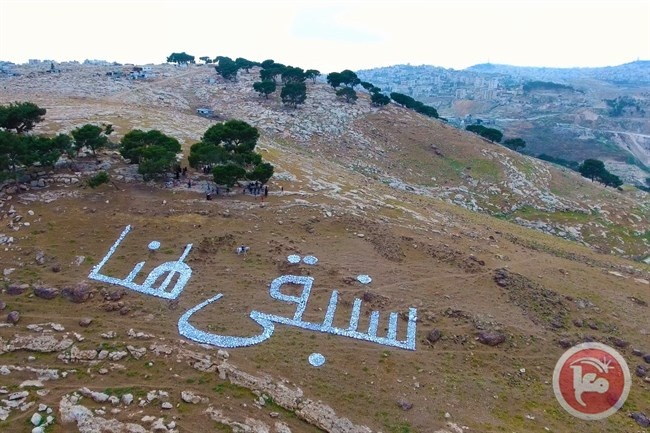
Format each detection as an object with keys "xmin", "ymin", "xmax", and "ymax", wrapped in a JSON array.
[{"xmin": 244, "ymin": 181, "xmax": 268, "ymax": 198}]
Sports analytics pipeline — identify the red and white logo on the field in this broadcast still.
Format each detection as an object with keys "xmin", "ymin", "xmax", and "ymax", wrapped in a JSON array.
[{"xmin": 553, "ymin": 342, "xmax": 631, "ymax": 420}]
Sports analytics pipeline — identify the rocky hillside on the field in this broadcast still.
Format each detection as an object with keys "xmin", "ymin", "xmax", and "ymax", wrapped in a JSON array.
[
  {"xmin": 356, "ymin": 62, "xmax": 650, "ymax": 184},
  {"xmin": 0, "ymin": 62, "xmax": 649, "ymax": 433}
]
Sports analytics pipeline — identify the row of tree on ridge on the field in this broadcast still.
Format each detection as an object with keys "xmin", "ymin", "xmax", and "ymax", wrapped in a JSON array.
[{"xmin": 0, "ymin": 102, "xmax": 274, "ymax": 188}]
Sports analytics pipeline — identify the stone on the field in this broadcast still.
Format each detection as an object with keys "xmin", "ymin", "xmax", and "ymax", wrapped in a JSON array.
[
  {"xmin": 477, "ymin": 331, "xmax": 506, "ymax": 346},
  {"xmin": 152, "ymin": 418, "xmax": 169, "ymax": 432},
  {"xmin": 558, "ymin": 338, "xmax": 573, "ymax": 349},
  {"xmin": 35, "ymin": 250, "xmax": 46, "ymax": 265},
  {"xmin": 426, "ymin": 328, "xmax": 442, "ymax": 343},
  {"xmin": 396, "ymin": 398, "xmax": 413, "ymax": 411},
  {"xmin": 611, "ymin": 337, "xmax": 628, "ymax": 348},
  {"xmin": 7, "ymin": 284, "xmax": 29, "ymax": 295},
  {"xmin": 644, "ymin": 354, "xmax": 650, "ymax": 364},
  {"xmin": 635, "ymin": 365, "xmax": 647, "ymax": 378},
  {"xmin": 181, "ymin": 391, "xmax": 201, "ymax": 404},
  {"xmin": 30, "ymin": 412, "xmax": 42, "ymax": 426},
  {"xmin": 51, "ymin": 264, "xmax": 61, "ymax": 273},
  {"xmin": 0, "ymin": 300, "xmax": 5, "ymax": 311},
  {"xmin": 161, "ymin": 402, "xmax": 173, "ymax": 409},
  {"xmin": 79, "ymin": 317, "xmax": 93, "ymax": 327},
  {"xmin": 31, "ymin": 427, "xmax": 44, "ymax": 433},
  {"xmin": 33, "ymin": 286, "xmax": 59, "ymax": 300},
  {"xmin": 630, "ymin": 412, "xmax": 650, "ymax": 428},
  {"xmin": 127, "ymin": 345, "xmax": 147, "ymax": 359},
  {"xmin": 7, "ymin": 310, "xmax": 20, "ymax": 324},
  {"xmin": 121, "ymin": 394, "xmax": 133, "ymax": 405},
  {"xmin": 61, "ymin": 283, "xmax": 92, "ymax": 303}
]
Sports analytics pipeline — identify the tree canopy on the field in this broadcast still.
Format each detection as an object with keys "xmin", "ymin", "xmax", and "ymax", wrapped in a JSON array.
[
  {"xmin": 0, "ymin": 101, "xmax": 47, "ymax": 134},
  {"xmin": 371, "ymin": 92, "xmax": 391, "ymax": 106},
  {"xmin": 578, "ymin": 158, "xmax": 622, "ymax": 187},
  {"xmin": 502, "ymin": 138, "xmax": 526, "ymax": 152},
  {"xmin": 119, "ymin": 129, "xmax": 181, "ymax": 180},
  {"xmin": 214, "ymin": 56, "xmax": 240, "ymax": 81},
  {"xmin": 281, "ymin": 82, "xmax": 307, "ymax": 108},
  {"xmin": 188, "ymin": 120, "xmax": 273, "ymax": 186},
  {"xmin": 253, "ymin": 80, "xmax": 277, "ymax": 99},
  {"xmin": 336, "ymin": 87, "xmax": 357, "ymax": 103},
  {"xmin": 71, "ymin": 124, "xmax": 112, "ymax": 156},
  {"xmin": 167, "ymin": 52, "xmax": 195, "ymax": 65},
  {"xmin": 465, "ymin": 124, "xmax": 503, "ymax": 143}
]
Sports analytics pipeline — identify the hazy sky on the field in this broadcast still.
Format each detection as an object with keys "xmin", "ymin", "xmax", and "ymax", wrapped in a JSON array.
[{"xmin": 1, "ymin": 0, "xmax": 648, "ymax": 72}]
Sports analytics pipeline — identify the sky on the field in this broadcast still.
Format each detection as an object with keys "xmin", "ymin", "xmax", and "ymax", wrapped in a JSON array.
[{"xmin": 0, "ymin": 0, "xmax": 648, "ymax": 72}]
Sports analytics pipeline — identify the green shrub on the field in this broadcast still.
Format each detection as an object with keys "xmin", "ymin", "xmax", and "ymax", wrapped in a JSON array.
[{"xmin": 87, "ymin": 171, "xmax": 109, "ymax": 188}]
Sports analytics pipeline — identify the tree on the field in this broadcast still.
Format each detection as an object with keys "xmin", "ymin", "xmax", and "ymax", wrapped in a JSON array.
[
  {"xmin": 413, "ymin": 103, "xmax": 439, "ymax": 118},
  {"xmin": 119, "ymin": 130, "xmax": 181, "ymax": 181},
  {"xmin": 167, "ymin": 52, "xmax": 195, "ymax": 65},
  {"xmin": 281, "ymin": 66, "xmax": 305, "ymax": 84},
  {"xmin": 305, "ymin": 69, "xmax": 320, "ymax": 83},
  {"xmin": 212, "ymin": 164, "xmax": 246, "ymax": 187},
  {"xmin": 390, "ymin": 92, "xmax": 417, "ymax": 108},
  {"xmin": 600, "ymin": 171, "xmax": 623, "ymax": 188},
  {"xmin": 371, "ymin": 92, "xmax": 391, "ymax": 106},
  {"xmin": 281, "ymin": 82, "xmax": 307, "ymax": 108},
  {"xmin": 503, "ymin": 138, "xmax": 526, "ymax": 151},
  {"xmin": 0, "ymin": 130, "xmax": 71, "ymax": 182},
  {"xmin": 253, "ymin": 80, "xmax": 277, "ymax": 99},
  {"xmin": 360, "ymin": 81, "xmax": 378, "ymax": 93},
  {"xmin": 326, "ymin": 72, "xmax": 343, "ymax": 88},
  {"xmin": 339, "ymin": 70, "xmax": 360, "ymax": 87},
  {"xmin": 0, "ymin": 102, "xmax": 46, "ymax": 134},
  {"xmin": 260, "ymin": 63, "xmax": 286, "ymax": 83},
  {"xmin": 246, "ymin": 162, "xmax": 274, "ymax": 184},
  {"xmin": 199, "ymin": 56, "xmax": 212, "ymax": 64},
  {"xmin": 202, "ymin": 120, "xmax": 260, "ymax": 152},
  {"xmin": 214, "ymin": 56, "xmax": 239, "ymax": 81},
  {"xmin": 71, "ymin": 124, "xmax": 111, "ymax": 156},
  {"xmin": 336, "ymin": 87, "xmax": 358, "ymax": 103},
  {"xmin": 465, "ymin": 124, "xmax": 503, "ymax": 143},
  {"xmin": 235, "ymin": 57, "xmax": 257, "ymax": 72},
  {"xmin": 189, "ymin": 121, "xmax": 273, "ymax": 186},
  {"xmin": 579, "ymin": 159, "xmax": 606, "ymax": 182}
]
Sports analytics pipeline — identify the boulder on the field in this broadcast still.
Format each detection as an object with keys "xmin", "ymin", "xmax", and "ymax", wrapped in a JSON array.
[
  {"xmin": 426, "ymin": 328, "xmax": 442, "ymax": 344},
  {"xmin": 33, "ymin": 287, "xmax": 59, "ymax": 300},
  {"xmin": 396, "ymin": 398, "xmax": 413, "ymax": 411},
  {"xmin": 630, "ymin": 412, "xmax": 650, "ymax": 428},
  {"xmin": 7, "ymin": 311, "xmax": 20, "ymax": 324},
  {"xmin": 7, "ymin": 284, "xmax": 29, "ymax": 295},
  {"xmin": 636, "ymin": 365, "xmax": 647, "ymax": 378},
  {"xmin": 61, "ymin": 283, "xmax": 91, "ymax": 303},
  {"xmin": 0, "ymin": 300, "xmax": 6, "ymax": 311},
  {"xmin": 78, "ymin": 317, "xmax": 93, "ymax": 327},
  {"xmin": 477, "ymin": 331, "xmax": 506, "ymax": 346}
]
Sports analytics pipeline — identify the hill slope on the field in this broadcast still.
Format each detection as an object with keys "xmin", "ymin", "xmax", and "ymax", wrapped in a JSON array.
[{"xmin": 0, "ymin": 63, "xmax": 649, "ymax": 433}]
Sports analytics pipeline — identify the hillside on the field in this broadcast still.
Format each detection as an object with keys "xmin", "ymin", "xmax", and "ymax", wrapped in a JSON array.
[
  {"xmin": 356, "ymin": 62, "xmax": 650, "ymax": 185},
  {"xmin": 0, "ymin": 62, "xmax": 649, "ymax": 433}
]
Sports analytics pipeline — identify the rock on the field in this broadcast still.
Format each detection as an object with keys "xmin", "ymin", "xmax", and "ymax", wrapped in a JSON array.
[
  {"xmin": 35, "ymin": 250, "xmax": 46, "ymax": 265},
  {"xmin": 7, "ymin": 311, "xmax": 20, "ymax": 324},
  {"xmin": 630, "ymin": 412, "xmax": 650, "ymax": 428},
  {"xmin": 644, "ymin": 354, "xmax": 650, "ymax": 364},
  {"xmin": 7, "ymin": 284, "xmax": 29, "ymax": 295},
  {"xmin": 58, "ymin": 346, "xmax": 97, "ymax": 362},
  {"xmin": 632, "ymin": 348, "xmax": 644, "ymax": 356},
  {"xmin": 33, "ymin": 286, "xmax": 59, "ymax": 300},
  {"xmin": 121, "ymin": 394, "xmax": 133, "ymax": 405},
  {"xmin": 396, "ymin": 398, "xmax": 413, "ymax": 411},
  {"xmin": 127, "ymin": 345, "xmax": 147, "ymax": 359},
  {"xmin": 31, "ymin": 427, "xmax": 44, "ymax": 433},
  {"xmin": 0, "ymin": 300, "xmax": 5, "ymax": 311},
  {"xmin": 181, "ymin": 391, "xmax": 201, "ymax": 404},
  {"xmin": 78, "ymin": 317, "xmax": 93, "ymax": 327},
  {"xmin": 61, "ymin": 283, "xmax": 92, "ymax": 303},
  {"xmin": 161, "ymin": 402, "xmax": 173, "ymax": 409},
  {"xmin": 31, "ymin": 412, "xmax": 42, "ymax": 426},
  {"xmin": 51, "ymin": 264, "xmax": 61, "ymax": 273},
  {"xmin": 79, "ymin": 387, "xmax": 109, "ymax": 403},
  {"xmin": 558, "ymin": 338, "xmax": 573, "ymax": 349},
  {"xmin": 611, "ymin": 337, "xmax": 629, "ymax": 348},
  {"xmin": 477, "ymin": 331, "xmax": 506, "ymax": 346},
  {"xmin": 152, "ymin": 418, "xmax": 169, "ymax": 432},
  {"xmin": 426, "ymin": 329, "xmax": 442, "ymax": 344},
  {"xmin": 636, "ymin": 365, "xmax": 647, "ymax": 378},
  {"xmin": 493, "ymin": 268, "xmax": 509, "ymax": 287}
]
